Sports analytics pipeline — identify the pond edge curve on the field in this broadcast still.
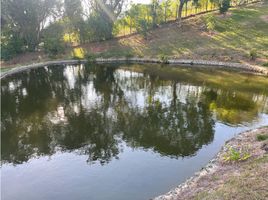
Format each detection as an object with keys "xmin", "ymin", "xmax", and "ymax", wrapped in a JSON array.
[{"xmin": 1, "ymin": 58, "xmax": 268, "ymax": 79}]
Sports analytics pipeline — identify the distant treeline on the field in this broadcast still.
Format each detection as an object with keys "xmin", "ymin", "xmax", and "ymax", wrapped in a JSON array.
[{"xmin": 1, "ymin": 0, "xmax": 257, "ymax": 60}]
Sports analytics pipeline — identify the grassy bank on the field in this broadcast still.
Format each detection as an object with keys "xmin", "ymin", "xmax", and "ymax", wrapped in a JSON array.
[
  {"xmin": 1, "ymin": 1, "xmax": 268, "ymax": 69},
  {"xmin": 155, "ymin": 127, "xmax": 268, "ymax": 200}
]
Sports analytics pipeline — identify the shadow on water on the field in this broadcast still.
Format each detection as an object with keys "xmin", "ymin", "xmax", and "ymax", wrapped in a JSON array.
[{"xmin": 1, "ymin": 63, "xmax": 268, "ymax": 166}]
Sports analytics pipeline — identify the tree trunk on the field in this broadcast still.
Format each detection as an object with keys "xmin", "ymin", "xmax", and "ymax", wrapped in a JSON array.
[
  {"xmin": 177, "ymin": 0, "xmax": 184, "ymax": 26},
  {"xmin": 164, "ymin": 3, "xmax": 167, "ymax": 23},
  {"xmin": 185, "ymin": 1, "xmax": 188, "ymax": 17}
]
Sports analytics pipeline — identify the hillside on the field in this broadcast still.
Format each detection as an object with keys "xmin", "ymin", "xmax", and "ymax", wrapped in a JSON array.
[{"xmin": 2, "ymin": 1, "xmax": 268, "ymax": 68}]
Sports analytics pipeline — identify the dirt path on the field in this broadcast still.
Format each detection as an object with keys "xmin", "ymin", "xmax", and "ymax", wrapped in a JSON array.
[{"xmin": 154, "ymin": 127, "xmax": 268, "ymax": 200}]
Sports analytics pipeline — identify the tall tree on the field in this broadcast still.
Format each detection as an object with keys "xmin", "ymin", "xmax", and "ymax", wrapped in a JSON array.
[
  {"xmin": 177, "ymin": 0, "xmax": 187, "ymax": 25},
  {"xmin": 88, "ymin": 0, "xmax": 126, "ymax": 39},
  {"xmin": 1, "ymin": 0, "xmax": 62, "ymax": 51},
  {"xmin": 64, "ymin": 0, "xmax": 87, "ymax": 43}
]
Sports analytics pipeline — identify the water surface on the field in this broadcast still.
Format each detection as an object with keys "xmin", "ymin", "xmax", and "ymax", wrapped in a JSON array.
[{"xmin": 1, "ymin": 63, "xmax": 268, "ymax": 200}]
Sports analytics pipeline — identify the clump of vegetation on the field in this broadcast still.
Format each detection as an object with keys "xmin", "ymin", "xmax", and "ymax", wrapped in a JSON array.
[
  {"xmin": 125, "ymin": 52, "xmax": 134, "ymax": 60},
  {"xmin": 256, "ymin": 134, "xmax": 268, "ymax": 141},
  {"xmin": 86, "ymin": 53, "xmax": 97, "ymax": 63},
  {"xmin": 223, "ymin": 145, "xmax": 251, "ymax": 162},
  {"xmin": 219, "ymin": 0, "xmax": 231, "ymax": 15},
  {"xmin": 137, "ymin": 19, "xmax": 149, "ymax": 39},
  {"xmin": 44, "ymin": 38, "xmax": 65, "ymax": 58},
  {"xmin": 249, "ymin": 49, "xmax": 258, "ymax": 60},
  {"xmin": 262, "ymin": 62, "xmax": 268, "ymax": 67},
  {"xmin": 43, "ymin": 22, "xmax": 66, "ymax": 57},
  {"xmin": 159, "ymin": 54, "xmax": 169, "ymax": 64},
  {"xmin": 205, "ymin": 14, "xmax": 216, "ymax": 33},
  {"xmin": 1, "ymin": 32, "xmax": 24, "ymax": 61}
]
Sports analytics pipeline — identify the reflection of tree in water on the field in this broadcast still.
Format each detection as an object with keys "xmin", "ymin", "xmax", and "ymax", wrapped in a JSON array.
[
  {"xmin": 202, "ymin": 89, "xmax": 262, "ymax": 125},
  {"xmin": 117, "ymin": 98, "xmax": 214, "ymax": 157},
  {"xmin": 1, "ymin": 64, "xmax": 266, "ymax": 165}
]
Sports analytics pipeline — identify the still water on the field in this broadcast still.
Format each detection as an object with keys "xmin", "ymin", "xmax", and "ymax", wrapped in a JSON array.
[{"xmin": 1, "ymin": 63, "xmax": 268, "ymax": 200}]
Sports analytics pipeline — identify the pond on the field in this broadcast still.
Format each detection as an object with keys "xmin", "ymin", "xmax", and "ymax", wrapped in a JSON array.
[{"xmin": 1, "ymin": 63, "xmax": 268, "ymax": 200}]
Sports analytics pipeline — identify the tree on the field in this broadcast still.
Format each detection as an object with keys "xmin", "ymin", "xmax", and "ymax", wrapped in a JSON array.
[
  {"xmin": 42, "ymin": 22, "xmax": 66, "ymax": 57},
  {"xmin": 177, "ymin": 0, "xmax": 187, "ymax": 25},
  {"xmin": 136, "ymin": 19, "xmax": 149, "ymax": 39},
  {"xmin": 1, "ymin": 0, "xmax": 62, "ymax": 51},
  {"xmin": 150, "ymin": 0, "xmax": 160, "ymax": 27},
  {"xmin": 219, "ymin": 0, "xmax": 231, "ymax": 14},
  {"xmin": 88, "ymin": 0, "xmax": 126, "ymax": 39},
  {"xmin": 64, "ymin": 0, "xmax": 87, "ymax": 43}
]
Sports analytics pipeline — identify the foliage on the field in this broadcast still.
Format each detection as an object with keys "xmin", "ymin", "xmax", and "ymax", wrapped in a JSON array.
[
  {"xmin": 43, "ymin": 38, "xmax": 65, "ymax": 57},
  {"xmin": 262, "ymin": 62, "xmax": 268, "ymax": 67},
  {"xmin": 88, "ymin": 13, "xmax": 114, "ymax": 41},
  {"xmin": 205, "ymin": 14, "xmax": 216, "ymax": 32},
  {"xmin": 43, "ymin": 22, "xmax": 66, "ymax": 57},
  {"xmin": 0, "ymin": 0, "xmax": 260, "ymax": 59},
  {"xmin": 64, "ymin": 0, "xmax": 88, "ymax": 43},
  {"xmin": 159, "ymin": 54, "xmax": 169, "ymax": 63},
  {"xmin": 136, "ymin": 19, "xmax": 149, "ymax": 39},
  {"xmin": 1, "ymin": 0, "xmax": 61, "ymax": 51},
  {"xmin": 1, "ymin": 30, "xmax": 24, "ymax": 60},
  {"xmin": 86, "ymin": 53, "xmax": 97, "ymax": 63},
  {"xmin": 256, "ymin": 134, "xmax": 268, "ymax": 141},
  {"xmin": 72, "ymin": 48, "xmax": 85, "ymax": 59},
  {"xmin": 249, "ymin": 49, "xmax": 257, "ymax": 60},
  {"xmin": 219, "ymin": 0, "xmax": 231, "ymax": 14},
  {"xmin": 223, "ymin": 145, "xmax": 251, "ymax": 162}
]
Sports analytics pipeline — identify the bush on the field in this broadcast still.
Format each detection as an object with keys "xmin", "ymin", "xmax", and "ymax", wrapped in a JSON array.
[
  {"xmin": 88, "ymin": 13, "xmax": 114, "ymax": 41},
  {"xmin": 223, "ymin": 145, "xmax": 251, "ymax": 162},
  {"xmin": 85, "ymin": 53, "xmax": 97, "ymax": 63},
  {"xmin": 159, "ymin": 54, "xmax": 169, "ymax": 64},
  {"xmin": 42, "ymin": 22, "xmax": 66, "ymax": 57},
  {"xmin": 1, "ymin": 33, "xmax": 24, "ymax": 60},
  {"xmin": 219, "ymin": 0, "xmax": 231, "ymax": 15},
  {"xmin": 44, "ymin": 37, "xmax": 65, "ymax": 57},
  {"xmin": 205, "ymin": 15, "xmax": 216, "ymax": 32},
  {"xmin": 249, "ymin": 49, "xmax": 257, "ymax": 60},
  {"xmin": 137, "ymin": 19, "xmax": 149, "ymax": 39},
  {"xmin": 262, "ymin": 62, "xmax": 268, "ymax": 67},
  {"xmin": 256, "ymin": 134, "xmax": 268, "ymax": 141},
  {"xmin": 125, "ymin": 52, "xmax": 134, "ymax": 60}
]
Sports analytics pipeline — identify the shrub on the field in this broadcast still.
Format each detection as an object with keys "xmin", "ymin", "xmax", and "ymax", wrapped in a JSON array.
[
  {"xmin": 219, "ymin": 0, "xmax": 231, "ymax": 15},
  {"xmin": 256, "ymin": 134, "xmax": 268, "ymax": 141},
  {"xmin": 125, "ymin": 52, "xmax": 134, "ymax": 60},
  {"xmin": 1, "ymin": 33, "xmax": 24, "ymax": 60},
  {"xmin": 42, "ymin": 22, "xmax": 65, "ymax": 57},
  {"xmin": 262, "ymin": 62, "xmax": 268, "ymax": 67},
  {"xmin": 223, "ymin": 145, "xmax": 251, "ymax": 162},
  {"xmin": 205, "ymin": 15, "xmax": 216, "ymax": 33},
  {"xmin": 137, "ymin": 19, "xmax": 149, "ymax": 39},
  {"xmin": 249, "ymin": 49, "xmax": 257, "ymax": 60},
  {"xmin": 44, "ymin": 37, "xmax": 65, "ymax": 57},
  {"xmin": 85, "ymin": 53, "xmax": 96, "ymax": 63},
  {"xmin": 159, "ymin": 54, "xmax": 169, "ymax": 64}
]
